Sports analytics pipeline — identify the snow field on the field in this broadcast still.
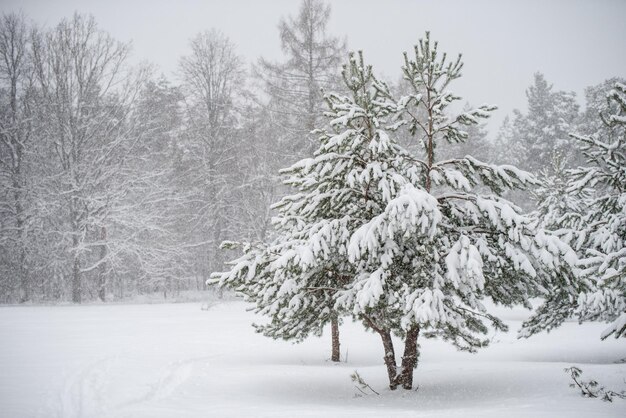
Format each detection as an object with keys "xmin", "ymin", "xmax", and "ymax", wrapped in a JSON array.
[{"xmin": 0, "ymin": 301, "xmax": 624, "ymax": 417}]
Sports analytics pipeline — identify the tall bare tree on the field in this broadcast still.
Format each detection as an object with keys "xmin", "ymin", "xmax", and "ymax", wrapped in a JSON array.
[
  {"xmin": 0, "ymin": 12, "xmax": 37, "ymax": 302},
  {"xmin": 178, "ymin": 30, "xmax": 247, "ymax": 283},
  {"xmin": 257, "ymin": 0, "xmax": 346, "ymax": 160}
]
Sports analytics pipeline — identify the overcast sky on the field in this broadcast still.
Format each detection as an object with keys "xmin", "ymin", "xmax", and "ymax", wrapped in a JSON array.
[{"xmin": 3, "ymin": 0, "xmax": 625, "ymax": 136}]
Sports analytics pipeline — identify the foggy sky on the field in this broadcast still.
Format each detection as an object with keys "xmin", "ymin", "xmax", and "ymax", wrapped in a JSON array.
[{"xmin": 3, "ymin": 0, "xmax": 625, "ymax": 136}]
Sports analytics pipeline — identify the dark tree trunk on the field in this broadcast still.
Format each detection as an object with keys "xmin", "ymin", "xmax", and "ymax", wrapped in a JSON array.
[
  {"xmin": 397, "ymin": 325, "xmax": 420, "ymax": 389},
  {"xmin": 331, "ymin": 316, "xmax": 340, "ymax": 362},
  {"xmin": 378, "ymin": 329, "xmax": 399, "ymax": 390},
  {"xmin": 363, "ymin": 315, "xmax": 401, "ymax": 390},
  {"xmin": 368, "ymin": 319, "xmax": 421, "ymax": 390}
]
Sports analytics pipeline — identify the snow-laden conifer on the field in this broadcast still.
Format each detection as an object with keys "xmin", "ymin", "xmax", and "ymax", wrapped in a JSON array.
[
  {"xmin": 210, "ymin": 52, "xmax": 397, "ymax": 359},
  {"xmin": 337, "ymin": 32, "xmax": 577, "ymax": 390},
  {"xmin": 532, "ymin": 152, "xmax": 591, "ymax": 235},
  {"xmin": 523, "ymin": 82, "xmax": 626, "ymax": 340}
]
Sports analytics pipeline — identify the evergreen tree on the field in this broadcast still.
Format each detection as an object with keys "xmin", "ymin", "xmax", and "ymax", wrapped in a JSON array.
[
  {"xmin": 341, "ymin": 33, "xmax": 576, "ymax": 390},
  {"xmin": 437, "ymin": 103, "xmax": 492, "ymax": 162},
  {"xmin": 497, "ymin": 73, "xmax": 580, "ymax": 173},
  {"xmin": 214, "ymin": 33, "xmax": 578, "ymax": 390},
  {"xmin": 212, "ymin": 52, "xmax": 387, "ymax": 362},
  {"xmin": 578, "ymin": 77, "xmax": 626, "ymax": 139},
  {"xmin": 522, "ymin": 82, "xmax": 626, "ymax": 340},
  {"xmin": 532, "ymin": 151, "xmax": 589, "ymax": 233},
  {"xmin": 241, "ymin": 0, "xmax": 347, "ymax": 358},
  {"xmin": 493, "ymin": 114, "xmax": 525, "ymax": 166}
]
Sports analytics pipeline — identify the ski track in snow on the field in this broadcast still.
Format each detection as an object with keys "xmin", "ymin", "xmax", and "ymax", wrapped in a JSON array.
[
  {"xmin": 118, "ymin": 356, "xmax": 219, "ymax": 407},
  {"xmin": 46, "ymin": 355, "xmax": 224, "ymax": 417},
  {"xmin": 54, "ymin": 356, "xmax": 119, "ymax": 418},
  {"xmin": 125, "ymin": 359, "xmax": 195, "ymax": 404}
]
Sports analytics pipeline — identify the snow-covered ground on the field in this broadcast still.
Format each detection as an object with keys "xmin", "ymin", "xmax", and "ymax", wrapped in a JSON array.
[{"xmin": 0, "ymin": 300, "xmax": 624, "ymax": 417}]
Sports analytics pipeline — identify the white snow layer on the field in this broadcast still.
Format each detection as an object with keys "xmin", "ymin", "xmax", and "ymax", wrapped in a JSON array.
[{"xmin": 0, "ymin": 300, "xmax": 624, "ymax": 418}]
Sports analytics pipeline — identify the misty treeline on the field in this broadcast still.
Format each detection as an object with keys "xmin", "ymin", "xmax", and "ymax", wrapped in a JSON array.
[{"xmin": 0, "ymin": 1, "xmax": 622, "ymax": 303}]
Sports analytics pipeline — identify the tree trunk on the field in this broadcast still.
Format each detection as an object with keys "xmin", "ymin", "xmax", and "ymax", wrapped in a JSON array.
[
  {"xmin": 18, "ymin": 249, "xmax": 28, "ymax": 303},
  {"xmin": 117, "ymin": 272, "xmax": 124, "ymax": 299},
  {"xmin": 378, "ymin": 329, "xmax": 399, "ymax": 390},
  {"xmin": 213, "ymin": 214, "xmax": 224, "ymax": 299},
  {"xmin": 397, "ymin": 325, "xmax": 420, "ymax": 390},
  {"xmin": 14, "ymin": 183, "xmax": 29, "ymax": 303},
  {"xmin": 331, "ymin": 316, "xmax": 340, "ymax": 362},
  {"xmin": 370, "ymin": 322, "xmax": 420, "ymax": 390},
  {"xmin": 71, "ymin": 246, "xmax": 81, "ymax": 303},
  {"xmin": 97, "ymin": 226, "xmax": 107, "ymax": 302},
  {"xmin": 70, "ymin": 199, "xmax": 82, "ymax": 303}
]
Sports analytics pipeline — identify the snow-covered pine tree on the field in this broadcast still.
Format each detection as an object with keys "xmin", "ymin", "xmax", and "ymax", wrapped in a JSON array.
[
  {"xmin": 532, "ymin": 152, "xmax": 590, "ymax": 233},
  {"xmin": 496, "ymin": 73, "xmax": 580, "ymax": 174},
  {"xmin": 522, "ymin": 82, "xmax": 626, "ymax": 340},
  {"xmin": 522, "ymin": 73, "xmax": 580, "ymax": 171},
  {"xmin": 339, "ymin": 32, "xmax": 578, "ymax": 390},
  {"xmin": 437, "ymin": 103, "xmax": 493, "ymax": 163},
  {"xmin": 210, "ymin": 51, "xmax": 398, "ymax": 361},
  {"xmin": 577, "ymin": 77, "xmax": 626, "ymax": 139}
]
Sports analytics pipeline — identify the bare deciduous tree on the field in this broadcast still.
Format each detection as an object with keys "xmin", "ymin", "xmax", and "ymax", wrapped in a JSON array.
[
  {"xmin": 257, "ymin": 0, "xmax": 346, "ymax": 159},
  {"xmin": 178, "ymin": 30, "xmax": 247, "ymax": 284},
  {"xmin": 0, "ymin": 12, "xmax": 36, "ymax": 302}
]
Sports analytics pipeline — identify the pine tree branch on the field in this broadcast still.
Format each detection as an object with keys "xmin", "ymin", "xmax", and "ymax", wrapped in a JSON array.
[{"xmin": 565, "ymin": 366, "xmax": 626, "ymax": 402}]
